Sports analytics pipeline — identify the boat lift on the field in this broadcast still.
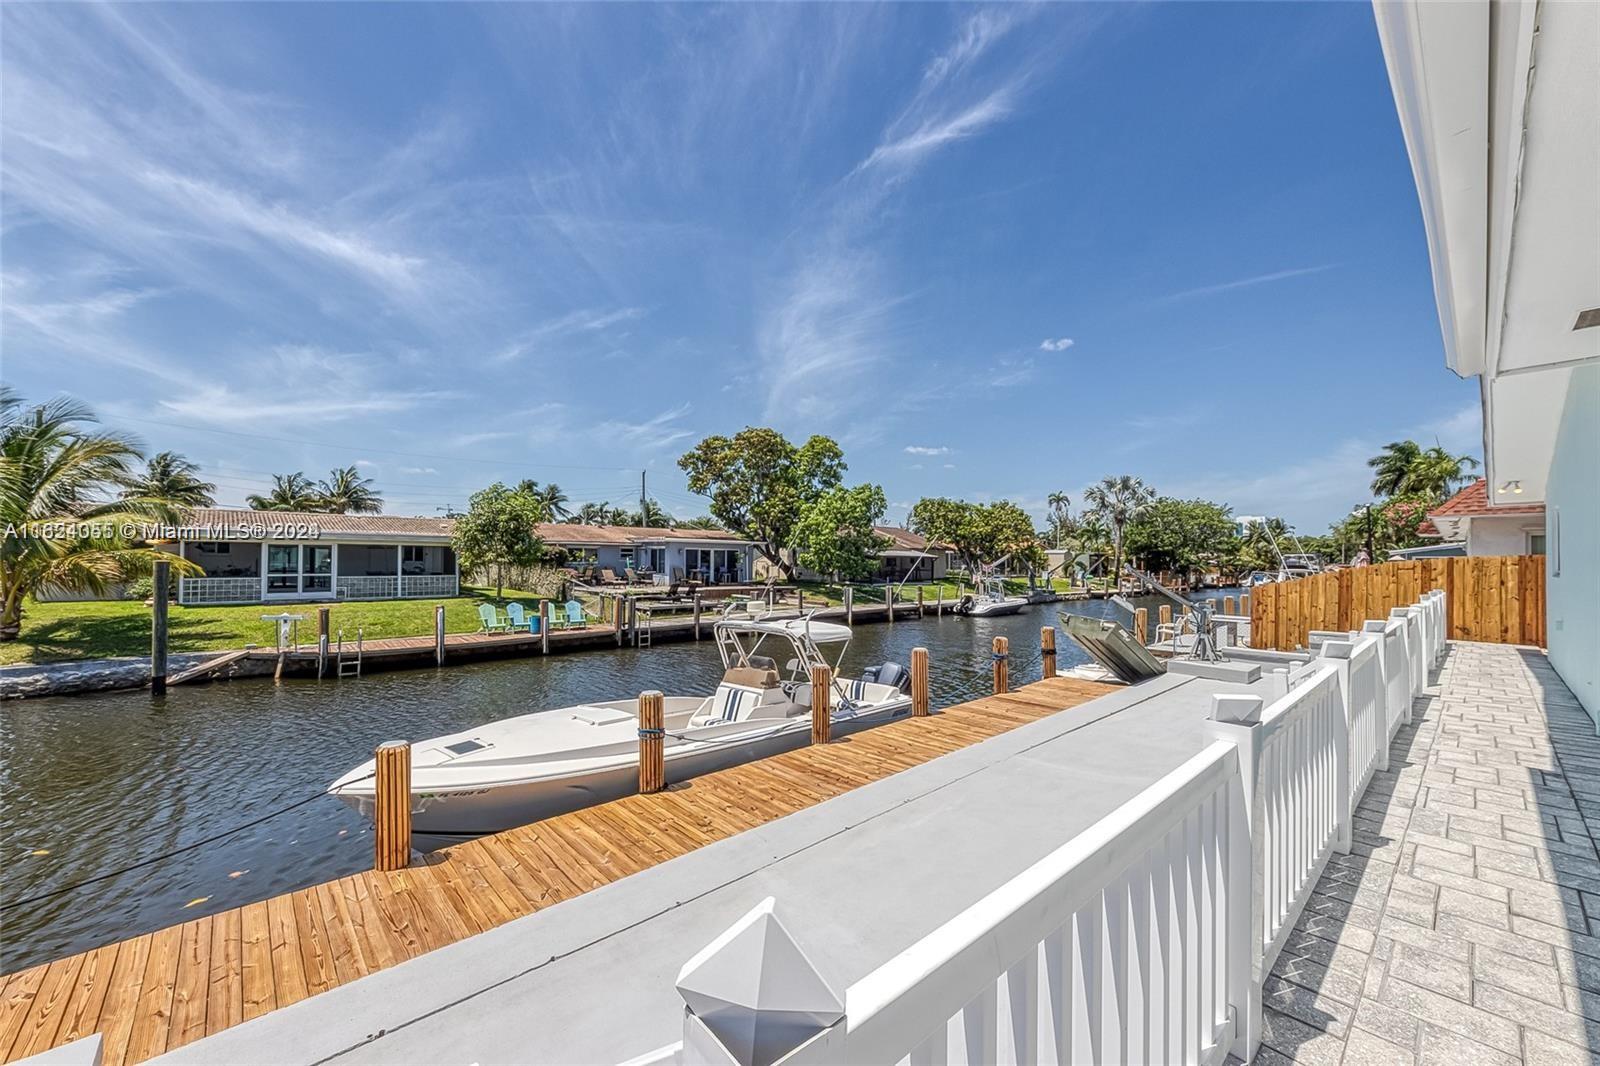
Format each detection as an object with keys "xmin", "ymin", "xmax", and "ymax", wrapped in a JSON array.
[{"xmin": 1120, "ymin": 567, "xmax": 1226, "ymax": 662}]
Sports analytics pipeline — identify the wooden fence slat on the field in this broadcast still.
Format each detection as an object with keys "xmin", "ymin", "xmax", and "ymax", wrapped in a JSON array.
[{"xmin": 1248, "ymin": 555, "xmax": 1544, "ymax": 651}]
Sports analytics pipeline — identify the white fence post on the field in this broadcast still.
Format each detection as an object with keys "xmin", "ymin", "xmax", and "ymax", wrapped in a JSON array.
[
  {"xmin": 1318, "ymin": 640, "xmax": 1363, "ymax": 855},
  {"xmin": 675, "ymin": 897, "xmax": 844, "ymax": 1066},
  {"xmin": 1203, "ymin": 694, "xmax": 1264, "ymax": 1064},
  {"xmin": 1390, "ymin": 607, "xmax": 1425, "ymax": 697}
]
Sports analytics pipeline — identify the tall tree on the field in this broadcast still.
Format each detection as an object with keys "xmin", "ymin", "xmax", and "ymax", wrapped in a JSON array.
[
  {"xmin": 247, "ymin": 472, "xmax": 318, "ymax": 511},
  {"xmin": 316, "ymin": 466, "xmax": 383, "ymax": 514},
  {"xmin": 517, "ymin": 480, "xmax": 571, "ymax": 520},
  {"xmin": 1123, "ymin": 497, "xmax": 1239, "ymax": 577},
  {"xmin": 571, "ymin": 501, "xmax": 610, "ymax": 525},
  {"xmin": 1367, "ymin": 440, "xmax": 1423, "ymax": 497},
  {"xmin": 791, "ymin": 484, "xmax": 889, "ymax": 581},
  {"xmin": 0, "ymin": 390, "xmax": 199, "ymax": 640},
  {"xmin": 907, "ymin": 498, "xmax": 1044, "ymax": 572},
  {"xmin": 1082, "ymin": 474, "xmax": 1155, "ymax": 586},
  {"xmin": 678, "ymin": 428, "xmax": 845, "ymax": 579},
  {"xmin": 633, "ymin": 498, "xmax": 668, "ymax": 527},
  {"xmin": 452, "ymin": 483, "xmax": 547, "ymax": 598},
  {"xmin": 1046, "ymin": 491, "xmax": 1072, "ymax": 549},
  {"xmin": 120, "ymin": 451, "xmax": 216, "ymax": 508},
  {"xmin": 1408, "ymin": 446, "xmax": 1480, "ymax": 499}
]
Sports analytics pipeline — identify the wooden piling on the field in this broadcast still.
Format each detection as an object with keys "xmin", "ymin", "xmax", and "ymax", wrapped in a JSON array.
[
  {"xmin": 373, "ymin": 741, "xmax": 412, "ymax": 872},
  {"xmin": 1134, "ymin": 607, "xmax": 1149, "ymax": 645},
  {"xmin": 637, "ymin": 690, "xmax": 665, "ymax": 793},
  {"xmin": 811, "ymin": 665, "xmax": 831, "ymax": 744},
  {"xmin": 1041, "ymin": 625, "xmax": 1057, "ymax": 679},
  {"xmin": 693, "ymin": 593, "xmax": 703, "ymax": 640},
  {"xmin": 911, "ymin": 647, "xmax": 929, "ymax": 716},
  {"xmin": 992, "ymin": 635, "xmax": 1009, "ymax": 694},
  {"xmin": 318, "ymin": 606, "xmax": 331, "ymax": 678},
  {"xmin": 151, "ymin": 559, "xmax": 170, "ymax": 695},
  {"xmin": 1224, "ymin": 595, "xmax": 1236, "ymax": 616},
  {"xmin": 917, "ymin": 586, "xmax": 925, "ymax": 616},
  {"xmin": 1241, "ymin": 593, "xmax": 1251, "ymax": 615},
  {"xmin": 796, "ymin": 589, "xmax": 804, "ymax": 612},
  {"xmin": 886, "ymin": 585, "xmax": 893, "ymax": 624},
  {"xmin": 541, "ymin": 602, "xmax": 550, "ymax": 654},
  {"xmin": 1158, "ymin": 604, "xmax": 1172, "ymax": 631},
  {"xmin": 615, "ymin": 593, "xmax": 624, "ymax": 647},
  {"xmin": 434, "ymin": 605, "xmax": 446, "ymax": 665},
  {"xmin": 845, "ymin": 586, "xmax": 854, "ymax": 625},
  {"xmin": 937, "ymin": 585, "xmax": 944, "ymax": 616}
]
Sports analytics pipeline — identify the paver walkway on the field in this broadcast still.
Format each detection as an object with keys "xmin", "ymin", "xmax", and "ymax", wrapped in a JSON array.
[{"xmin": 1262, "ymin": 642, "xmax": 1600, "ymax": 1065}]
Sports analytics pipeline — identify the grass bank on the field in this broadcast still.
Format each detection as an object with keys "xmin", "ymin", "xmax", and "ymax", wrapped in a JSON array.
[{"xmin": 0, "ymin": 588, "xmax": 544, "ymax": 667}]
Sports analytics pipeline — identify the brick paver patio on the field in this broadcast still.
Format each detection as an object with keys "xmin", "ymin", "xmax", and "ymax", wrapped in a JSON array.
[{"xmin": 1259, "ymin": 641, "xmax": 1600, "ymax": 1064}]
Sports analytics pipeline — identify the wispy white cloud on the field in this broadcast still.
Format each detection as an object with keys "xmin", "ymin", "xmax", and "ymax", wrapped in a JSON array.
[
  {"xmin": 399, "ymin": 466, "xmax": 439, "ymax": 476},
  {"xmin": 1039, "ymin": 337, "xmax": 1074, "ymax": 351},
  {"xmin": 492, "ymin": 306, "xmax": 646, "ymax": 364},
  {"xmin": 1154, "ymin": 264, "xmax": 1337, "ymax": 304},
  {"xmin": 597, "ymin": 403, "xmax": 696, "ymax": 452},
  {"xmin": 904, "ymin": 445, "xmax": 951, "ymax": 456}
]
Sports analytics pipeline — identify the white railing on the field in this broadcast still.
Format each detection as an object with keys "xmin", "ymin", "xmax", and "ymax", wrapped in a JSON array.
[
  {"xmin": 402, "ymin": 574, "xmax": 458, "ymax": 597},
  {"xmin": 177, "ymin": 576, "xmax": 260, "ymax": 604},
  {"xmin": 1390, "ymin": 607, "xmax": 1426, "ymax": 696},
  {"xmin": 1366, "ymin": 618, "xmax": 1413, "ymax": 744},
  {"xmin": 842, "ymin": 743, "xmax": 1246, "ymax": 1066},
  {"xmin": 337, "ymin": 575, "xmax": 399, "ymax": 599},
  {"xmin": 1321, "ymin": 633, "xmax": 1385, "ymax": 820},
  {"xmin": 642, "ymin": 593, "xmax": 1444, "ymax": 1066}
]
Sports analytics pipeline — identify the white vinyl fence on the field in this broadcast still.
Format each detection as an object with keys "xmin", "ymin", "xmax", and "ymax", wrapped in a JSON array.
[{"xmin": 632, "ymin": 591, "xmax": 1447, "ymax": 1066}]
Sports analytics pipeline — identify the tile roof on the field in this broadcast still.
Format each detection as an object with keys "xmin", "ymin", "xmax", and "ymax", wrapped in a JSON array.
[
  {"xmin": 874, "ymin": 525, "xmax": 937, "ymax": 553},
  {"xmin": 1429, "ymin": 478, "xmax": 1545, "ymax": 519},
  {"xmin": 183, "ymin": 508, "xmax": 455, "ymax": 538},
  {"xmin": 535, "ymin": 523, "xmax": 751, "ymax": 545}
]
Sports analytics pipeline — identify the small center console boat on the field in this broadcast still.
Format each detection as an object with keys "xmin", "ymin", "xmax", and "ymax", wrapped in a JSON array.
[{"xmin": 329, "ymin": 608, "xmax": 912, "ymax": 840}]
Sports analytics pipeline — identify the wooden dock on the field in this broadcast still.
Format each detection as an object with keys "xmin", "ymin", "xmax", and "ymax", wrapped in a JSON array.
[{"xmin": 0, "ymin": 675, "xmax": 1116, "ymax": 1066}]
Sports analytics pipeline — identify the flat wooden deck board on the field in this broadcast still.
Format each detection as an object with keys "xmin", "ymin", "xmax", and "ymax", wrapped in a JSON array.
[{"xmin": 0, "ymin": 675, "xmax": 1114, "ymax": 1066}]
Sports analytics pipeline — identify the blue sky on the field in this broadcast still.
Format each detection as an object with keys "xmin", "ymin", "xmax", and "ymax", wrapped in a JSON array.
[{"xmin": 0, "ymin": 2, "xmax": 1478, "ymax": 531}]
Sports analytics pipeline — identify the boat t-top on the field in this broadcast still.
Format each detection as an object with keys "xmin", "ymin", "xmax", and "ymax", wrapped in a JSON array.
[
  {"xmin": 954, "ymin": 571, "xmax": 1029, "ymax": 617},
  {"xmin": 328, "ymin": 605, "xmax": 913, "ymax": 840}
]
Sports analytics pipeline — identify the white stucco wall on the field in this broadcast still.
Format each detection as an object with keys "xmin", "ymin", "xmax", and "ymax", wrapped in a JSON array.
[
  {"xmin": 1467, "ymin": 515, "xmax": 1544, "ymax": 556},
  {"xmin": 1546, "ymin": 363, "xmax": 1599, "ymax": 723}
]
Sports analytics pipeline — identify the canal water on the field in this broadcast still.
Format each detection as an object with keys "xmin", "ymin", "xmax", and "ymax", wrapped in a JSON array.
[{"xmin": 1, "ymin": 595, "xmax": 1234, "ymax": 971}]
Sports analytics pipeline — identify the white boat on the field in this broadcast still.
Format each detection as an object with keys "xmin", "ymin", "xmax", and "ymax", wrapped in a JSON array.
[
  {"xmin": 328, "ymin": 610, "xmax": 913, "ymax": 840},
  {"xmin": 955, "ymin": 575, "xmax": 1029, "ymax": 617}
]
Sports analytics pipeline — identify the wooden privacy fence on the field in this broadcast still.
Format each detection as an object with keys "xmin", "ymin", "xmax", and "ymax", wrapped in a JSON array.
[{"xmin": 1251, "ymin": 555, "xmax": 1544, "ymax": 651}]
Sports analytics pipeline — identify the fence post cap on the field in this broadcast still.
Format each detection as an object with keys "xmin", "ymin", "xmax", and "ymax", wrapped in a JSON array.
[
  {"xmin": 1212, "ymin": 693, "xmax": 1265, "ymax": 724},
  {"xmin": 676, "ymin": 896, "xmax": 843, "ymax": 1064},
  {"xmin": 1321, "ymin": 639, "xmax": 1356, "ymax": 660},
  {"xmin": 1362, "ymin": 620, "xmax": 1389, "ymax": 633},
  {"xmin": 376, "ymin": 739, "xmax": 409, "ymax": 752},
  {"xmin": 1390, "ymin": 606, "xmax": 1416, "ymax": 618}
]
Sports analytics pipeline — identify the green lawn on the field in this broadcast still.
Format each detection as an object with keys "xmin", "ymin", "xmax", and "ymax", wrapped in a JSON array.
[{"xmin": 0, "ymin": 587, "xmax": 547, "ymax": 666}]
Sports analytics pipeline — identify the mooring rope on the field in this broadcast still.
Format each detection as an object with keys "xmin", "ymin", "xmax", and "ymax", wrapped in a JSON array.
[{"xmin": 7, "ymin": 772, "xmax": 374, "ymax": 908}]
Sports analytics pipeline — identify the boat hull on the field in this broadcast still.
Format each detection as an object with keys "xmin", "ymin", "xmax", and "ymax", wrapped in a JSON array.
[
  {"xmin": 962, "ymin": 598, "xmax": 1028, "ymax": 617},
  {"xmin": 335, "ymin": 699, "xmax": 912, "ymax": 844}
]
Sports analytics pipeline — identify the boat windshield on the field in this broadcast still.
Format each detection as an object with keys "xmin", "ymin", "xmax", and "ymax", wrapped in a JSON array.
[{"xmin": 712, "ymin": 612, "xmax": 850, "ymax": 683}]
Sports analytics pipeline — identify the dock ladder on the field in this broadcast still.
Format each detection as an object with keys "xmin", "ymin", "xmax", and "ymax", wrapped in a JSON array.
[{"xmin": 336, "ymin": 626, "xmax": 364, "ymax": 678}]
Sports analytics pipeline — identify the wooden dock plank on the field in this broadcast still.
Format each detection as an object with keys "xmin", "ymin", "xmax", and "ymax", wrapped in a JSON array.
[{"xmin": 2, "ymin": 675, "xmax": 1114, "ymax": 1066}]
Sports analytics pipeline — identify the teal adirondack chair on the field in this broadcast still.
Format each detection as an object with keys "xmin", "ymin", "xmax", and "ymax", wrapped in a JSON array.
[
  {"xmin": 564, "ymin": 600, "xmax": 592, "ymax": 628},
  {"xmin": 545, "ymin": 600, "xmax": 566, "ymax": 630},
  {"xmin": 505, "ymin": 602, "xmax": 532, "ymax": 631},
  {"xmin": 477, "ymin": 603, "xmax": 511, "ymax": 633}
]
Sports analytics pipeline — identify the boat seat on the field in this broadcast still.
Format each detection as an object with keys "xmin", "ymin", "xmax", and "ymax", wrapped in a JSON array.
[
  {"xmin": 722, "ymin": 665, "xmax": 780, "ymax": 689},
  {"xmin": 691, "ymin": 683, "xmax": 769, "ymax": 727}
]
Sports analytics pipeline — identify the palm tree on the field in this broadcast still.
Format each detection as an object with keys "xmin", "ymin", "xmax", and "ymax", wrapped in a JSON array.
[
  {"xmin": 571, "ymin": 501, "xmax": 610, "ymax": 525},
  {"xmin": 516, "ymin": 480, "xmax": 570, "ymax": 520},
  {"xmin": 246, "ymin": 472, "xmax": 318, "ymax": 511},
  {"xmin": 1408, "ymin": 446, "xmax": 1479, "ymax": 499},
  {"xmin": 1046, "ymin": 491, "xmax": 1071, "ymax": 549},
  {"xmin": 1367, "ymin": 440, "xmax": 1423, "ymax": 497},
  {"xmin": 605, "ymin": 505, "xmax": 634, "ymax": 525},
  {"xmin": 0, "ymin": 390, "xmax": 198, "ymax": 640},
  {"xmin": 315, "ymin": 466, "xmax": 383, "ymax": 514},
  {"xmin": 1082, "ymin": 475, "xmax": 1155, "ymax": 588},
  {"xmin": 635, "ymin": 498, "xmax": 667, "ymax": 527},
  {"xmin": 120, "ymin": 451, "xmax": 215, "ymax": 508},
  {"xmin": 678, "ymin": 515, "xmax": 723, "ymax": 530}
]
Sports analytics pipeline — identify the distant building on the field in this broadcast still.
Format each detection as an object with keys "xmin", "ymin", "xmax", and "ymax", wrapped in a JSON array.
[
  {"xmin": 1414, "ymin": 479, "xmax": 1546, "ymax": 557},
  {"xmin": 777, "ymin": 526, "xmax": 951, "ymax": 584},
  {"xmin": 534, "ymin": 524, "xmax": 758, "ymax": 584}
]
